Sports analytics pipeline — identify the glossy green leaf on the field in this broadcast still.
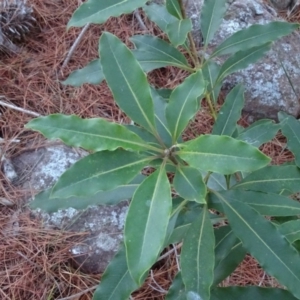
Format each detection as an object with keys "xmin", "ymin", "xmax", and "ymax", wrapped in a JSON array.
[
  {"xmin": 211, "ymin": 22, "xmax": 299, "ymax": 57},
  {"xmin": 25, "ymin": 114, "xmax": 152, "ymax": 152},
  {"xmin": 51, "ymin": 150, "xmax": 148, "ymax": 198},
  {"xmin": 173, "ymin": 166, "xmax": 206, "ymax": 203},
  {"xmin": 93, "ymin": 243, "xmax": 139, "ymax": 299},
  {"xmin": 99, "ymin": 32, "xmax": 156, "ymax": 134},
  {"xmin": 62, "ymin": 59, "xmax": 104, "ymax": 86},
  {"xmin": 166, "ymin": 272, "xmax": 186, "ymax": 300},
  {"xmin": 30, "ymin": 175, "xmax": 145, "ymax": 213},
  {"xmin": 125, "ymin": 166, "xmax": 172, "ymax": 284},
  {"xmin": 237, "ymin": 119, "xmax": 280, "ymax": 148},
  {"xmin": 150, "ymin": 87, "xmax": 173, "ymax": 147},
  {"xmin": 219, "ymin": 194, "xmax": 300, "ymax": 299},
  {"xmin": 178, "ymin": 135, "xmax": 270, "ymax": 174},
  {"xmin": 233, "ymin": 165, "xmax": 300, "ymax": 194},
  {"xmin": 131, "ymin": 35, "xmax": 190, "ymax": 72},
  {"xmin": 166, "ymin": 0, "xmax": 182, "ymax": 19},
  {"xmin": 166, "ymin": 19, "xmax": 192, "ymax": 47},
  {"xmin": 143, "ymin": 3, "xmax": 177, "ymax": 33},
  {"xmin": 278, "ymin": 220, "xmax": 300, "ymax": 243},
  {"xmin": 201, "ymin": 0, "xmax": 227, "ymax": 47},
  {"xmin": 211, "ymin": 287, "xmax": 298, "ymax": 300},
  {"xmin": 217, "ymin": 43, "xmax": 272, "ymax": 82},
  {"xmin": 204, "ymin": 172, "xmax": 237, "ymax": 191},
  {"xmin": 279, "ymin": 112, "xmax": 300, "ymax": 168},
  {"xmin": 181, "ymin": 206, "xmax": 215, "ymax": 300},
  {"xmin": 209, "ymin": 190, "xmax": 300, "ymax": 216},
  {"xmin": 202, "ymin": 60, "xmax": 222, "ymax": 103},
  {"xmin": 166, "ymin": 71, "xmax": 206, "ymax": 141},
  {"xmin": 212, "ymin": 84, "xmax": 244, "ymax": 136},
  {"xmin": 68, "ymin": 0, "xmax": 148, "ymax": 27}
]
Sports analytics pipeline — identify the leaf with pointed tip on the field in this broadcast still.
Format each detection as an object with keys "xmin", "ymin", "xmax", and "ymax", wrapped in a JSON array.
[
  {"xmin": 125, "ymin": 166, "xmax": 172, "ymax": 285},
  {"xmin": 143, "ymin": 3, "xmax": 177, "ymax": 33},
  {"xmin": 201, "ymin": 0, "xmax": 227, "ymax": 47},
  {"xmin": 216, "ymin": 43, "xmax": 272, "ymax": 82},
  {"xmin": 166, "ymin": 0, "xmax": 182, "ymax": 19},
  {"xmin": 68, "ymin": 0, "xmax": 148, "ymax": 28},
  {"xmin": 173, "ymin": 166, "xmax": 206, "ymax": 203},
  {"xmin": 62, "ymin": 59, "xmax": 104, "ymax": 86},
  {"xmin": 51, "ymin": 150, "xmax": 149, "ymax": 198},
  {"xmin": 181, "ymin": 206, "xmax": 215, "ymax": 300},
  {"xmin": 212, "ymin": 84, "xmax": 244, "ymax": 136},
  {"xmin": 131, "ymin": 35, "xmax": 190, "ymax": 73},
  {"xmin": 25, "ymin": 114, "xmax": 152, "ymax": 152},
  {"xmin": 209, "ymin": 190, "xmax": 300, "ymax": 216},
  {"xmin": 166, "ymin": 19, "xmax": 192, "ymax": 47},
  {"xmin": 30, "ymin": 174, "xmax": 145, "ymax": 213},
  {"xmin": 218, "ymin": 194, "xmax": 300, "ymax": 299},
  {"xmin": 211, "ymin": 22, "xmax": 299, "ymax": 58},
  {"xmin": 237, "ymin": 119, "xmax": 280, "ymax": 148},
  {"xmin": 166, "ymin": 71, "xmax": 206, "ymax": 142},
  {"xmin": 233, "ymin": 165, "xmax": 300, "ymax": 194},
  {"xmin": 202, "ymin": 60, "xmax": 222, "ymax": 103},
  {"xmin": 93, "ymin": 243, "xmax": 139, "ymax": 300},
  {"xmin": 178, "ymin": 135, "xmax": 270, "ymax": 174},
  {"xmin": 165, "ymin": 272, "xmax": 186, "ymax": 300},
  {"xmin": 279, "ymin": 112, "xmax": 300, "ymax": 168},
  {"xmin": 211, "ymin": 287, "xmax": 298, "ymax": 300},
  {"xmin": 278, "ymin": 220, "xmax": 300, "ymax": 244},
  {"xmin": 99, "ymin": 32, "xmax": 156, "ymax": 134}
]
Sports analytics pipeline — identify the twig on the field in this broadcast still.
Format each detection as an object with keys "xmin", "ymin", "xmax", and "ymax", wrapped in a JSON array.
[
  {"xmin": 134, "ymin": 9, "xmax": 147, "ymax": 31},
  {"xmin": 0, "ymin": 97, "xmax": 41, "ymax": 117},
  {"xmin": 56, "ymin": 285, "xmax": 98, "ymax": 300},
  {"xmin": 61, "ymin": 23, "xmax": 90, "ymax": 72},
  {"xmin": 156, "ymin": 243, "xmax": 182, "ymax": 262}
]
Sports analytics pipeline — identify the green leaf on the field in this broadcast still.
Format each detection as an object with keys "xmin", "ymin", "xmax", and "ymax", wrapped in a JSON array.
[
  {"xmin": 279, "ymin": 112, "xmax": 300, "ymax": 168},
  {"xmin": 99, "ymin": 32, "xmax": 156, "ymax": 134},
  {"xmin": 211, "ymin": 287, "xmax": 298, "ymax": 300},
  {"xmin": 217, "ymin": 43, "xmax": 272, "ymax": 82},
  {"xmin": 125, "ymin": 166, "xmax": 172, "ymax": 285},
  {"xmin": 51, "ymin": 150, "xmax": 148, "ymax": 198},
  {"xmin": 209, "ymin": 190, "xmax": 300, "ymax": 216},
  {"xmin": 166, "ymin": 0, "xmax": 182, "ymax": 19},
  {"xmin": 212, "ymin": 84, "xmax": 244, "ymax": 136},
  {"xmin": 166, "ymin": 272, "xmax": 186, "ymax": 300},
  {"xmin": 237, "ymin": 119, "xmax": 280, "ymax": 148},
  {"xmin": 173, "ymin": 166, "xmax": 206, "ymax": 203},
  {"xmin": 131, "ymin": 35, "xmax": 190, "ymax": 72},
  {"xmin": 62, "ymin": 59, "xmax": 104, "ymax": 86},
  {"xmin": 211, "ymin": 21, "xmax": 300, "ymax": 57},
  {"xmin": 150, "ymin": 87, "xmax": 173, "ymax": 147},
  {"xmin": 178, "ymin": 135, "xmax": 271, "ymax": 174},
  {"xmin": 202, "ymin": 60, "xmax": 222, "ymax": 103},
  {"xmin": 93, "ymin": 243, "xmax": 139, "ymax": 300},
  {"xmin": 30, "ymin": 175, "xmax": 145, "ymax": 213},
  {"xmin": 218, "ymin": 194, "xmax": 300, "ymax": 299},
  {"xmin": 204, "ymin": 172, "xmax": 237, "ymax": 191},
  {"xmin": 68, "ymin": 0, "xmax": 148, "ymax": 28},
  {"xmin": 278, "ymin": 220, "xmax": 300, "ymax": 243},
  {"xmin": 233, "ymin": 165, "xmax": 300, "ymax": 194},
  {"xmin": 181, "ymin": 206, "xmax": 215, "ymax": 300},
  {"xmin": 166, "ymin": 71, "xmax": 206, "ymax": 142},
  {"xmin": 166, "ymin": 19, "xmax": 192, "ymax": 47},
  {"xmin": 25, "ymin": 114, "xmax": 153, "ymax": 152},
  {"xmin": 143, "ymin": 3, "xmax": 177, "ymax": 33},
  {"xmin": 201, "ymin": 0, "xmax": 227, "ymax": 47}
]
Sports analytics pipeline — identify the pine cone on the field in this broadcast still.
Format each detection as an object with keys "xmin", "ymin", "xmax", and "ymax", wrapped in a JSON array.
[{"xmin": 0, "ymin": 0, "xmax": 36, "ymax": 54}]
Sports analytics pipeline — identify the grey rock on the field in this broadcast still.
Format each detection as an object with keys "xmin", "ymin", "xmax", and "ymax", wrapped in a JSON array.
[{"xmin": 11, "ymin": 143, "xmax": 129, "ymax": 274}]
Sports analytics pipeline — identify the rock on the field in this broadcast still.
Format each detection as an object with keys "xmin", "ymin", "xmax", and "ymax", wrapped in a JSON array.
[
  {"xmin": 151, "ymin": 0, "xmax": 300, "ymax": 121},
  {"xmin": 11, "ymin": 143, "xmax": 129, "ymax": 274}
]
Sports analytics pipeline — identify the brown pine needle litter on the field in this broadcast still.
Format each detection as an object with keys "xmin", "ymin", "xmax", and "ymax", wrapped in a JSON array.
[{"xmin": 0, "ymin": 0, "xmax": 298, "ymax": 299}]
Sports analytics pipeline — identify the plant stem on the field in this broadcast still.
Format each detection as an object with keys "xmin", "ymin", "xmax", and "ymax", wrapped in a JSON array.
[
  {"xmin": 178, "ymin": 0, "xmax": 200, "ymax": 67},
  {"xmin": 206, "ymin": 94, "xmax": 217, "ymax": 120}
]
